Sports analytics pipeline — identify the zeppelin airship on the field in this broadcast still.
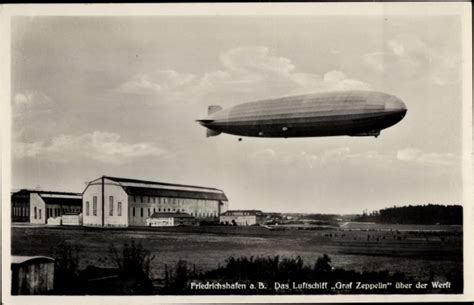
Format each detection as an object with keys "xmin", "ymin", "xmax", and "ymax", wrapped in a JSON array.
[{"xmin": 197, "ymin": 90, "xmax": 407, "ymax": 139}]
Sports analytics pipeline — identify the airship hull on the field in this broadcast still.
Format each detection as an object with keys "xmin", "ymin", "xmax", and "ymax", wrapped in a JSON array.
[{"xmin": 198, "ymin": 90, "xmax": 407, "ymax": 138}]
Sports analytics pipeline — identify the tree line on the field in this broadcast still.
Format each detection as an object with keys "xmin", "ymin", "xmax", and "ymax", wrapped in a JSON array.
[{"xmin": 353, "ymin": 204, "xmax": 462, "ymax": 225}]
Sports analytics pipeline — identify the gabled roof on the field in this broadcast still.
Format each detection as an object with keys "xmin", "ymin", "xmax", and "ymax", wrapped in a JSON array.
[
  {"xmin": 104, "ymin": 176, "xmax": 228, "ymax": 201},
  {"xmin": 150, "ymin": 212, "xmax": 195, "ymax": 219},
  {"xmin": 11, "ymin": 256, "xmax": 55, "ymax": 265},
  {"xmin": 11, "ymin": 189, "xmax": 82, "ymax": 206},
  {"xmin": 12, "ymin": 189, "xmax": 81, "ymax": 197}
]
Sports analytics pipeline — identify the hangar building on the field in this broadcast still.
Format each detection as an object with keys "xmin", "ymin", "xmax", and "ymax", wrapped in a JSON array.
[
  {"xmin": 82, "ymin": 176, "xmax": 229, "ymax": 227},
  {"xmin": 11, "ymin": 189, "xmax": 82, "ymax": 224}
]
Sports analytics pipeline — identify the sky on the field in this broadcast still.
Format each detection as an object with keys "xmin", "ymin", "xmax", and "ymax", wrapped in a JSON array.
[{"xmin": 10, "ymin": 15, "xmax": 465, "ymax": 214}]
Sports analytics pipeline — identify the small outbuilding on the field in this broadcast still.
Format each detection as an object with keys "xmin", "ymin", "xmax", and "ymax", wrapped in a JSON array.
[
  {"xmin": 220, "ymin": 210, "xmax": 266, "ymax": 226},
  {"xmin": 11, "ymin": 256, "xmax": 55, "ymax": 295},
  {"xmin": 62, "ymin": 212, "xmax": 83, "ymax": 226},
  {"xmin": 146, "ymin": 212, "xmax": 196, "ymax": 227}
]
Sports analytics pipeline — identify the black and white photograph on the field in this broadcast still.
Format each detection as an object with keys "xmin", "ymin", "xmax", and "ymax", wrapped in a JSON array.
[{"xmin": 1, "ymin": 3, "xmax": 472, "ymax": 302}]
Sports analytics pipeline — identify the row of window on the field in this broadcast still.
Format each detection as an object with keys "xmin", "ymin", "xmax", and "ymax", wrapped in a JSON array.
[
  {"xmin": 84, "ymin": 195, "xmax": 217, "ymax": 218},
  {"xmin": 85, "ymin": 196, "xmax": 122, "ymax": 217},
  {"xmin": 12, "ymin": 206, "xmax": 29, "ymax": 217},
  {"xmin": 130, "ymin": 207, "xmax": 218, "ymax": 218},
  {"xmin": 46, "ymin": 207, "xmax": 81, "ymax": 218},
  {"xmin": 12, "ymin": 206, "xmax": 80, "ymax": 219},
  {"xmin": 131, "ymin": 196, "xmax": 213, "ymax": 205}
]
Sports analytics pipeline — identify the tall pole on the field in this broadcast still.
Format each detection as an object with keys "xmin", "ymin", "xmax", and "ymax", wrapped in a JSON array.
[{"xmin": 101, "ymin": 176, "xmax": 105, "ymax": 227}]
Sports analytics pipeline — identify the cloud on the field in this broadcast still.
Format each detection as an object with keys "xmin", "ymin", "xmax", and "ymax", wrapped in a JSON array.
[
  {"xmin": 117, "ymin": 46, "xmax": 371, "ymax": 106},
  {"xmin": 220, "ymin": 46, "xmax": 295, "ymax": 74},
  {"xmin": 118, "ymin": 70, "xmax": 196, "ymax": 97},
  {"xmin": 397, "ymin": 148, "xmax": 455, "ymax": 166},
  {"xmin": 387, "ymin": 39, "xmax": 405, "ymax": 57},
  {"xmin": 12, "ymin": 91, "xmax": 52, "ymax": 117},
  {"xmin": 249, "ymin": 148, "xmax": 277, "ymax": 159},
  {"xmin": 13, "ymin": 131, "xmax": 166, "ymax": 163},
  {"xmin": 364, "ymin": 38, "xmax": 460, "ymax": 85},
  {"xmin": 250, "ymin": 147, "xmax": 389, "ymax": 170},
  {"xmin": 249, "ymin": 146, "xmax": 455, "ymax": 170}
]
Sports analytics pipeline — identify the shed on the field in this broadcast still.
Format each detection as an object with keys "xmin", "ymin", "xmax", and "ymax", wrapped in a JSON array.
[
  {"xmin": 62, "ymin": 212, "xmax": 83, "ymax": 226},
  {"xmin": 11, "ymin": 256, "xmax": 55, "ymax": 295}
]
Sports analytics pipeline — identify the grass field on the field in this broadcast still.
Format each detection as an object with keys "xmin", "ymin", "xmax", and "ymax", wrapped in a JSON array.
[{"xmin": 11, "ymin": 224, "xmax": 462, "ymax": 283}]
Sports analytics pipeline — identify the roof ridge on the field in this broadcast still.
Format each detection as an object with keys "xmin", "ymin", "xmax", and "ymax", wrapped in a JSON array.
[
  {"xmin": 103, "ymin": 175, "xmax": 223, "ymax": 191},
  {"xmin": 13, "ymin": 189, "xmax": 82, "ymax": 196}
]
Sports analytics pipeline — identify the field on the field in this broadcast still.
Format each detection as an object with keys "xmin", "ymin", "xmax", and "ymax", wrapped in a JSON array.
[{"xmin": 11, "ymin": 223, "xmax": 462, "ymax": 283}]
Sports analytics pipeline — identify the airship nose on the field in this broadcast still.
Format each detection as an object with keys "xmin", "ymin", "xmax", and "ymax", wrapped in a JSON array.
[{"xmin": 385, "ymin": 96, "xmax": 407, "ymax": 112}]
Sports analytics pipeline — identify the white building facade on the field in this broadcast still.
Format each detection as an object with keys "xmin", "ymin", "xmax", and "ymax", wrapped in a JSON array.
[{"xmin": 82, "ymin": 176, "xmax": 229, "ymax": 227}]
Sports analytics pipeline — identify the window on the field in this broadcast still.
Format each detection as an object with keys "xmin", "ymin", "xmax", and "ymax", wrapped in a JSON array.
[
  {"xmin": 86, "ymin": 201, "xmax": 90, "ymax": 216},
  {"xmin": 93, "ymin": 196, "xmax": 97, "ymax": 216},
  {"xmin": 148, "ymin": 197, "xmax": 151, "ymax": 203},
  {"xmin": 118, "ymin": 202, "xmax": 122, "ymax": 216},
  {"xmin": 140, "ymin": 208, "xmax": 143, "ymax": 217},
  {"xmin": 39, "ymin": 209, "xmax": 42, "ymax": 219},
  {"xmin": 133, "ymin": 207, "xmax": 135, "ymax": 217},
  {"xmin": 34, "ymin": 207, "xmax": 37, "ymax": 219},
  {"xmin": 140, "ymin": 196, "xmax": 143, "ymax": 203},
  {"xmin": 148, "ymin": 208, "xmax": 150, "ymax": 216},
  {"xmin": 109, "ymin": 196, "xmax": 114, "ymax": 216}
]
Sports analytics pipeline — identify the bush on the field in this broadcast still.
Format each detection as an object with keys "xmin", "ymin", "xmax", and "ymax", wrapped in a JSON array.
[{"xmin": 109, "ymin": 239, "xmax": 155, "ymax": 278}]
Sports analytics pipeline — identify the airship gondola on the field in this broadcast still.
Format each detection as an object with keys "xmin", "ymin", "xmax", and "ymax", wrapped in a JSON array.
[{"xmin": 197, "ymin": 90, "xmax": 407, "ymax": 139}]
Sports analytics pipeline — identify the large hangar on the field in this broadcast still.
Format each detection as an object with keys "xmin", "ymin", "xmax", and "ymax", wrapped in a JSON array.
[
  {"xmin": 82, "ymin": 176, "xmax": 229, "ymax": 227},
  {"xmin": 11, "ymin": 189, "xmax": 82, "ymax": 224}
]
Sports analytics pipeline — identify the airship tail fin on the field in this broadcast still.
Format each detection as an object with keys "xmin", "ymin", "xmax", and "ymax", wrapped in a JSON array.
[
  {"xmin": 206, "ymin": 128, "xmax": 221, "ymax": 138},
  {"xmin": 208, "ymin": 105, "xmax": 222, "ymax": 115}
]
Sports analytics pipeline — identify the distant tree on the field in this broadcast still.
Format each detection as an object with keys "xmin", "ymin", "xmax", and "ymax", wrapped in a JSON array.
[{"xmin": 354, "ymin": 204, "xmax": 462, "ymax": 225}]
